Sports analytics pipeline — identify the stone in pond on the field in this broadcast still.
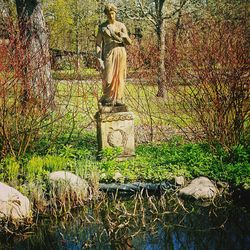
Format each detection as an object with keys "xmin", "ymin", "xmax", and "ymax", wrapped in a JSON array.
[
  {"xmin": 179, "ymin": 177, "xmax": 218, "ymax": 199},
  {"xmin": 49, "ymin": 171, "xmax": 89, "ymax": 200},
  {"xmin": 0, "ymin": 182, "xmax": 31, "ymax": 220}
]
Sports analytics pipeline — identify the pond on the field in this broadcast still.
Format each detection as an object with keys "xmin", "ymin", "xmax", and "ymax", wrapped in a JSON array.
[{"xmin": 0, "ymin": 194, "xmax": 249, "ymax": 250}]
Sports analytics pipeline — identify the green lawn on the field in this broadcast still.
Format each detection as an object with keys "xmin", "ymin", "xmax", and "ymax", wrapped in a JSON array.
[{"xmin": 55, "ymin": 79, "xmax": 194, "ymax": 131}]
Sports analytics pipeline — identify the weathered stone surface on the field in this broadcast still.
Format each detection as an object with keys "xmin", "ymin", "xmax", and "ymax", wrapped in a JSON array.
[
  {"xmin": 113, "ymin": 172, "xmax": 124, "ymax": 182},
  {"xmin": 96, "ymin": 7, "xmax": 131, "ymax": 106},
  {"xmin": 49, "ymin": 171, "xmax": 90, "ymax": 204},
  {"xmin": 49, "ymin": 171, "xmax": 88, "ymax": 189},
  {"xmin": 179, "ymin": 177, "xmax": 218, "ymax": 199},
  {"xmin": 0, "ymin": 182, "xmax": 31, "ymax": 220},
  {"xmin": 175, "ymin": 176, "xmax": 185, "ymax": 186},
  {"xmin": 95, "ymin": 110, "xmax": 135, "ymax": 158}
]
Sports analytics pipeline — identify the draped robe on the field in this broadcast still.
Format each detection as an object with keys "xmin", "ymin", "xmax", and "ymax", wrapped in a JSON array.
[{"xmin": 96, "ymin": 21, "xmax": 130, "ymax": 105}]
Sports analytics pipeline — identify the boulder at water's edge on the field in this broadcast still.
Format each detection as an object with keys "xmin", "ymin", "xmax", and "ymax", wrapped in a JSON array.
[
  {"xmin": 49, "ymin": 171, "xmax": 89, "ymax": 199},
  {"xmin": 179, "ymin": 177, "xmax": 218, "ymax": 199},
  {"xmin": 0, "ymin": 182, "xmax": 31, "ymax": 220}
]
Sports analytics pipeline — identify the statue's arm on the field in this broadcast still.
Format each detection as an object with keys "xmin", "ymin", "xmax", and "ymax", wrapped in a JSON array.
[
  {"xmin": 121, "ymin": 23, "xmax": 132, "ymax": 45},
  {"xmin": 96, "ymin": 28, "xmax": 104, "ymax": 70}
]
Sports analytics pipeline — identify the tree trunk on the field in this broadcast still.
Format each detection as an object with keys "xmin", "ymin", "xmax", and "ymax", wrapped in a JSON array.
[
  {"xmin": 0, "ymin": 0, "xmax": 11, "ymax": 39},
  {"xmin": 0, "ymin": 0, "xmax": 10, "ymax": 18},
  {"xmin": 156, "ymin": 19, "xmax": 166, "ymax": 98},
  {"xmin": 76, "ymin": 27, "xmax": 80, "ymax": 71},
  {"xmin": 172, "ymin": 8, "xmax": 182, "ymax": 46},
  {"xmin": 75, "ymin": 0, "xmax": 80, "ymax": 71},
  {"xmin": 15, "ymin": 0, "xmax": 54, "ymax": 108}
]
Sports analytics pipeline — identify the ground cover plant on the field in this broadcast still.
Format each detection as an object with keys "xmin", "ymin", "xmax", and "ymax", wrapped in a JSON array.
[{"xmin": 0, "ymin": 132, "xmax": 249, "ymax": 192}]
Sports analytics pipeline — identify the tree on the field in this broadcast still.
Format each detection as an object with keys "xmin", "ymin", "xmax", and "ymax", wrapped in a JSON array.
[
  {"xmin": 0, "ymin": 0, "xmax": 10, "ymax": 20},
  {"xmin": 0, "ymin": 0, "xmax": 15, "ymax": 39},
  {"xmin": 15, "ymin": 0, "xmax": 54, "ymax": 107},
  {"xmin": 70, "ymin": 0, "xmax": 99, "ymax": 70},
  {"xmin": 121, "ymin": 0, "xmax": 187, "ymax": 97},
  {"xmin": 43, "ymin": 0, "xmax": 99, "ymax": 69}
]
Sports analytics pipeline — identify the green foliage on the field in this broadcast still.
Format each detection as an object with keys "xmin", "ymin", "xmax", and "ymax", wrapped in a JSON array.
[
  {"xmin": 0, "ymin": 157, "xmax": 20, "ymax": 185},
  {"xmin": 43, "ymin": 0, "xmax": 99, "ymax": 52},
  {"xmin": 25, "ymin": 156, "xmax": 44, "ymax": 181},
  {"xmin": 0, "ymin": 132, "xmax": 249, "ymax": 190},
  {"xmin": 24, "ymin": 155, "xmax": 75, "ymax": 182},
  {"xmin": 99, "ymin": 147, "xmax": 123, "ymax": 161},
  {"xmin": 43, "ymin": 155, "xmax": 68, "ymax": 171},
  {"xmin": 229, "ymin": 144, "xmax": 250, "ymax": 163},
  {"xmin": 96, "ymin": 137, "xmax": 249, "ymax": 186}
]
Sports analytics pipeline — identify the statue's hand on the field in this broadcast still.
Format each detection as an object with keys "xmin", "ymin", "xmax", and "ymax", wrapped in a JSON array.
[
  {"xmin": 98, "ymin": 58, "xmax": 105, "ymax": 71},
  {"xmin": 120, "ymin": 32, "xmax": 132, "ymax": 45},
  {"xmin": 120, "ymin": 32, "xmax": 127, "ymax": 38}
]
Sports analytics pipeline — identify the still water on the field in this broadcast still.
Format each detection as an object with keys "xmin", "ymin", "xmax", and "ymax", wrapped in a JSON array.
[{"xmin": 0, "ymin": 194, "xmax": 249, "ymax": 250}]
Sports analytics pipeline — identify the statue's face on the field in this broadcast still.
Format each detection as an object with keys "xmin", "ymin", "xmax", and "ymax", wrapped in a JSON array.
[{"xmin": 107, "ymin": 11, "xmax": 116, "ymax": 22}]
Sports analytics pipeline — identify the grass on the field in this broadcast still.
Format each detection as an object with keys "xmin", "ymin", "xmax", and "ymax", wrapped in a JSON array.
[
  {"xmin": 98, "ymin": 137, "xmax": 250, "ymax": 187},
  {"xmin": 52, "ymin": 68, "xmax": 99, "ymax": 80},
  {"xmin": 54, "ymin": 79, "xmax": 193, "ymax": 130}
]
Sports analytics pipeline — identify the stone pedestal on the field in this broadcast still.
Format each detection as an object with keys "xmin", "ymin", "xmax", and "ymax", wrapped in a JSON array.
[{"xmin": 95, "ymin": 106, "xmax": 135, "ymax": 158}]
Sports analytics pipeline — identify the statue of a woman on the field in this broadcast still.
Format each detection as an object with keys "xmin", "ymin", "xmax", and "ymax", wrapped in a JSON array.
[{"xmin": 96, "ymin": 4, "xmax": 131, "ymax": 107}]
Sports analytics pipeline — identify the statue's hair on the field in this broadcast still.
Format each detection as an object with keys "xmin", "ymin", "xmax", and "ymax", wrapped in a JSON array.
[{"xmin": 104, "ymin": 3, "xmax": 117, "ymax": 15}]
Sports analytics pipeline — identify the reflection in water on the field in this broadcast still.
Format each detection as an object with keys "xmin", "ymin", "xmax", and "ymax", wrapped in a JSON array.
[{"xmin": 0, "ymin": 194, "xmax": 249, "ymax": 250}]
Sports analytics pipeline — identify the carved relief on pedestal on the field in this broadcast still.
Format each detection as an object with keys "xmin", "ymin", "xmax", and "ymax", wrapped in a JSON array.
[
  {"xmin": 95, "ymin": 110, "xmax": 135, "ymax": 158},
  {"xmin": 100, "ymin": 113, "xmax": 134, "ymax": 123},
  {"xmin": 107, "ymin": 128, "xmax": 128, "ymax": 147}
]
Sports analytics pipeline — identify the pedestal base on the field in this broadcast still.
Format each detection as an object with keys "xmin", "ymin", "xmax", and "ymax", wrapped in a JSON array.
[{"xmin": 95, "ymin": 107, "xmax": 135, "ymax": 158}]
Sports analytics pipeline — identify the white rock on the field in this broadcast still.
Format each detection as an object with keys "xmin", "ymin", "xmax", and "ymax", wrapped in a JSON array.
[
  {"xmin": 0, "ymin": 182, "xmax": 31, "ymax": 220},
  {"xmin": 113, "ymin": 172, "xmax": 123, "ymax": 182},
  {"xmin": 175, "ymin": 176, "xmax": 185, "ymax": 186},
  {"xmin": 49, "ymin": 171, "xmax": 89, "ymax": 199},
  {"xmin": 179, "ymin": 177, "xmax": 218, "ymax": 199},
  {"xmin": 49, "ymin": 171, "xmax": 87, "ymax": 187}
]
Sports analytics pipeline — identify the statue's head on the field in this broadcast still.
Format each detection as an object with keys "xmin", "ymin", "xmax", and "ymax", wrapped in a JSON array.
[
  {"xmin": 104, "ymin": 4, "xmax": 117, "ymax": 22},
  {"xmin": 104, "ymin": 3, "xmax": 117, "ymax": 15}
]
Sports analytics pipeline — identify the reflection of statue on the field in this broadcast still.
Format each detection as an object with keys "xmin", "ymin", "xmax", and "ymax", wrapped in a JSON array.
[{"xmin": 96, "ymin": 4, "xmax": 131, "ymax": 107}]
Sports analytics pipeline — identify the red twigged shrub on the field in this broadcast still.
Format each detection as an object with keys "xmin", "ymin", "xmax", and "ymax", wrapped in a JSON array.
[
  {"xmin": 172, "ymin": 18, "xmax": 249, "ymax": 147},
  {"xmin": 123, "ymin": 18, "xmax": 249, "ymax": 147},
  {"xmin": 0, "ymin": 20, "xmax": 55, "ymax": 158}
]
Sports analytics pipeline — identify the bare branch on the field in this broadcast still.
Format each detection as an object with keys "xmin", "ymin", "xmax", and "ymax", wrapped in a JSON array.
[{"xmin": 163, "ymin": 0, "xmax": 188, "ymax": 20}]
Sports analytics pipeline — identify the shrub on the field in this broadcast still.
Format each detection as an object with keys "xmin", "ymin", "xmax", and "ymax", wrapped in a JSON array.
[{"xmin": 172, "ymin": 19, "xmax": 249, "ymax": 148}]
